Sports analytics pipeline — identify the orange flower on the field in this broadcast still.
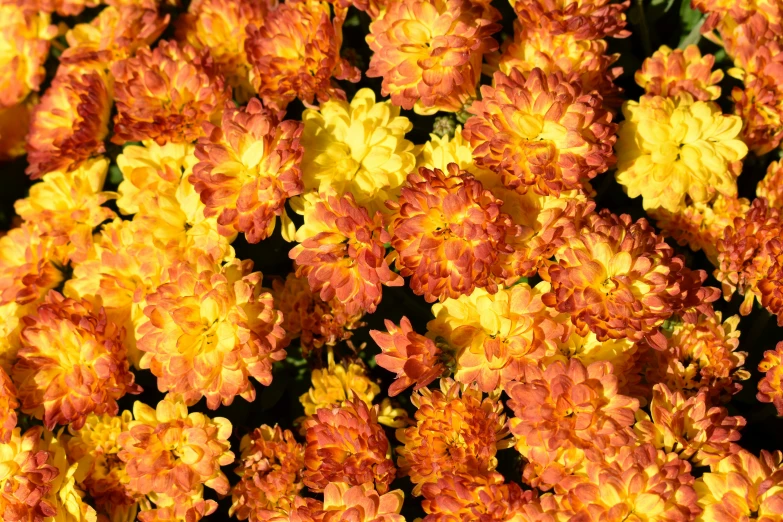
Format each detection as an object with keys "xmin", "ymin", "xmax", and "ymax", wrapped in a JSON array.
[
  {"xmin": 635, "ymin": 45, "xmax": 723, "ymax": 101},
  {"xmin": 0, "ymin": 427, "xmax": 59, "ymax": 522},
  {"xmin": 191, "ymin": 98, "xmax": 304, "ymax": 244},
  {"xmin": 0, "ymin": 223, "xmax": 64, "ymax": 307},
  {"xmin": 7, "ymin": 0, "xmax": 100, "ymax": 16},
  {"xmin": 289, "ymin": 482, "xmax": 405, "ymax": 522},
  {"xmin": 505, "ymin": 359, "xmax": 639, "ymax": 490},
  {"xmin": 273, "ymin": 273, "xmax": 364, "ymax": 357},
  {"xmin": 758, "ymin": 342, "xmax": 783, "ymax": 416},
  {"xmin": 230, "ymin": 425, "xmax": 305, "ymax": 522},
  {"xmin": 366, "ymin": 0, "xmax": 500, "ymax": 114},
  {"xmin": 0, "ymin": 367, "xmax": 17, "ymax": 444},
  {"xmin": 111, "ymin": 40, "xmax": 231, "ymax": 144},
  {"xmin": 464, "ymin": 68, "xmax": 617, "ymax": 196},
  {"xmin": 25, "ymin": 66, "xmax": 112, "ymax": 179},
  {"xmin": 386, "ymin": 164, "xmax": 517, "ymax": 302},
  {"xmin": 137, "ymin": 492, "xmax": 218, "ymax": 522},
  {"xmin": 118, "ymin": 398, "xmax": 234, "ymax": 498},
  {"xmin": 289, "ymin": 192, "xmax": 403, "ymax": 315},
  {"xmin": 138, "ymin": 257, "xmax": 286, "ymax": 409},
  {"xmin": 758, "ymin": 160, "xmax": 783, "ymax": 210},
  {"xmin": 370, "ymin": 316, "xmax": 445, "ymax": 396},
  {"xmin": 303, "ymin": 397, "xmax": 395, "ymax": 493},
  {"xmin": 731, "ymin": 74, "xmax": 783, "ymax": 156},
  {"xmin": 512, "ymin": 0, "xmax": 631, "ymax": 40},
  {"xmin": 12, "ymin": 291, "xmax": 140, "ymax": 430},
  {"xmin": 244, "ymin": 0, "xmax": 360, "ymax": 110},
  {"xmin": 396, "ymin": 379, "xmax": 509, "ymax": 495},
  {"xmin": 421, "ymin": 473, "xmax": 538, "ymax": 521},
  {"xmin": 634, "ymin": 384, "xmax": 745, "ymax": 467}
]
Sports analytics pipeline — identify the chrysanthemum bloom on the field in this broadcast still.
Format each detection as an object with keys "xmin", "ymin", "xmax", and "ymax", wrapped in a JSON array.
[
  {"xmin": 299, "ymin": 88, "xmax": 414, "ymax": 215},
  {"xmin": 111, "ymin": 40, "xmax": 231, "ymax": 144},
  {"xmin": 138, "ymin": 257, "xmax": 286, "ymax": 408},
  {"xmin": 25, "ymin": 66, "xmax": 112, "ymax": 179},
  {"xmin": 0, "ymin": 303, "xmax": 31, "ymax": 375},
  {"xmin": 370, "ymin": 316, "xmax": 446, "ymax": 396},
  {"xmin": 272, "ymin": 273, "xmax": 363, "ymax": 356},
  {"xmin": 118, "ymin": 398, "xmax": 234, "ymax": 498},
  {"xmin": 758, "ymin": 161, "xmax": 783, "ymax": 211},
  {"xmin": 137, "ymin": 490, "xmax": 217, "ymax": 522},
  {"xmin": 650, "ymin": 195, "xmax": 751, "ymax": 265},
  {"xmin": 634, "ymin": 384, "xmax": 745, "ymax": 467},
  {"xmin": 303, "ymin": 397, "xmax": 395, "ymax": 493},
  {"xmin": 421, "ymin": 473, "xmax": 537, "ymax": 521},
  {"xmin": 635, "ymin": 45, "xmax": 723, "ymax": 101},
  {"xmin": 288, "ymin": 482, "xmax": 404, "ymax": 522},
  {"xmin": 494, "ymin": 27, "xmax": 623, "ymax": 109},
  {"xmin": 615, "ymin": 93, "xmax": 747, "ymax": 213},
  {"xmin": 191, "ymin": 98, "xmax": 303, "ymax": 243},
  {"xmin": 15, "ymin": 157, "xmax": 116, "ymax": 264},
  {"xmin": 512, "ymin": 0, "xmax": 630, "ymax": 40},
  {"xmin": 696, "ymin": 450, "xmax": 783, "ymax": 520},
  {"xmin": 643, "ymin": 313, "xmax": 749, "ymax": 400},
  {"xmin": 0, "ymin": 427, "xmax": 59, "ymax": 522},
  {"xmin": 0, "ymin": 367, "xmax": 17, "ymax": 444},
  {"xmin": 0, "ymin": 6, "xmax": 56, "ymax": 109},
  {"xmin": 60, "ymin": 4, "xmax": 170, "ymax": 67},
  {"xmin": 244, "ymin": 0, "xmax": 360, "ymax": 110},
  {"xmin": 758, "ymin": 342, "xmax": 783, "ymax": 416},
  {"xmin": 230, "ymin": 425, "xmax": 305, "ymax": 522},
  {"xmin": 414, "ymin": 126, "xmax": 483, "ymax": 176},
  {"xmin": 366, "ymin": 0, "xmax": 500, "ymax": 115},
  {"xmin": 0, "ymin": 223, "xmax": 64, "ymax": 307},
  {"xmin": 289, "ymin": 191, "xmax": 403, "ymax": 315},
  {"xmin": 13, "ymin": 291, "xmax": 141, "ymax": 430},
  {"xmin": 505, "ymin": 359, "xmax": 639, "ymax": 490},
  {"xmin": 427, "ymin": 283, "xmax": 568, "ymax": 391},
  {"xmin": 176, "ymin": 0, "xmax": 269, "ymax": 101},
  {"xmin": 40, "ymin": 430, "xmax": 97, "ymax": 522},
  {"xmin": 716, "ymin": 198, "xmax": 783, "ymax": 315},
  {"xmin": 396, "ymin": 378, "xmax": 509, "ymax": 495},
  {"xmin": 464, "ymin": 68, "xmax": 617, "ymax": 196},
  {"xmin": 557, "ymin": 443, "xmax": 699, "ymax": 521},
  {"xmin": 300, "ymin": 359, "xmax": 379, "ymax": 417},
  {"xmin": 386, "ymin": 164, "xmax": 516, "ymax": 302},
  {"xmin": 731, "ymin": 74, "xmax": 783, "ymax": 156},
  {"xmin": 8, "ymin": 0, "xmax": 100, "ymax": 16}
]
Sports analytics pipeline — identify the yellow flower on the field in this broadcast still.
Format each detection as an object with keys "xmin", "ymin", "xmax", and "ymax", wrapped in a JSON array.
[
  {"xmin": 300, "ymin": 358, "xmax": 380, "ymax": 417},
  {"xmin": 615, "ymin": 94, "xmax": 748, "ymax": 212},
  {"xmin": 299, "ymin": 88, "xmax": 415, "ymax": 215},
  {"xmin": 414, "ymin": 126, "xmax": 488, "ymax": 177},
  {"xmin": 40, "ymin": 430, "xmax": 98, "ymax": 522}
]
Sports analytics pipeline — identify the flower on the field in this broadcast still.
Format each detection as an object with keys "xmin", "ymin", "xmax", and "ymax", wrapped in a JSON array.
[
  {"xmin": 137, "ymin": 492, "xmax": 217, "ymax": 522},
  {"xmin": 0, "ymin": 5, "xmax": 56, "ymax": 109},
  {"xmin": 0, "ymin": 303, "xmax": 32, "ymax": 375},
  {"xmin": 12, "ymin": 291, "xmax": 141, "ymax": 430},
  {"xmin": 318, "ymin": 482, "xmax": 404, "ymax": 522},
  {"xmin": 695, "ymin": 450, "xmax": 783, "ymax": 521},
  {"xmin": 635, "ymin": 45, "xmax": 723, "ymax": 101},
  {"xmin": 615, "ymin": 93, "xmax": 748, "ymax": 212},
  {"xmin": 299, "ymin": 88, "xmax": 415, "ymax": 215},
  {"xmin": 0, "ymin": 223, "xmax": 64, "ymax": 307},
  {"xmin": 111, "ymin": 40, "xmax": 231, "ymax": 144},
  {"xmin": 421, "ymin": 473, "xmax": 538, "ymax": 521},
  {"xmin": 137, "ymin": 257, "xmax": 286, "ymax": 409},
  {"xmin": 190, "ymin": 98, "xmax": 304, "ymax": 244},
  {"xmin": 758, "ymin": 160, "xmax": 783, "ymax": 210},
  {"xmin": 370, "ymin": 316, "xmax": 446, "ymax": 396},
  {"xmin": 464, "ymin": 68, "xmax": 617, "ymax": 196},
  {"xmin": 414, "ymin": 126, "xmax": 482, "ymax": 176},
  {"xmin": 427, "ymin": 283, "xmax": 568, "ymax": 392},
  {"xmin": 0, "ymin": 427, "xmax": 59, "ymax": 522},
  {"xmin": 40, "ymin": 430, "xmax": 97, "ymax": 522},
  {"xmin": 512, "ymin": 0, "xmax": 630, "ymax": 40},
  {"xmin": 396, "ymin": 378, "xmax": 509, "ymax": 495},
  {"xmin": 386, "ymin": 164, "xmax": 517, "ymax": 302},
  {"xmin": 244, "ymin": 0, "xmax": 360, "ymax": 110},
  {"xmin": 25, "ymin": 66, "xmax": 112, "ymax": 179},
  {"xmin": 118, "ymin": 398, "xmax": 234, "ymax": 498},
  {"xmin": 366, "ymin": 0, "xmax": 501, "ymax": 114},
  {"xmin": 289, "ymin": 191, "xmax": 403, "ymax": 315},
  {"xmin": 758, "ymin": 342, "xmax": 783, "ymax": 416},
  {"xmin": 731, "ymin": 73, "xmax": 783, "ymax": 155},
  {"xmin": 303, "ymin": 397, "xmax": 395, "ymax": 493},
  {"xmin": 272, "ymin": 273, "xmax": 363, "ymax": 356},
  {"xmin": 9, "ymin": 0, "xmax": 100, "ymax": 16},
  {"xmin": 299, "ymin": 359, "xmax": 379, "ymax": 417},
  {"xmin": 634, "ymin": 384, "xmax": 745, "ymax": 467},
  {"xmin": 230, "ymin": 425, "xmax": 305, "ymax": 522},
  {"xmin": 505, "ymin": 359, "xmax": 639, "ymax": 490}
]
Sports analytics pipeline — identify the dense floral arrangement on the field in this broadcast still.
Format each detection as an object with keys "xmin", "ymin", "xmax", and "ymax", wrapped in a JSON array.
[{"xmin": 3, "ymin": 0, "xmax": 783, "ymax": 520}]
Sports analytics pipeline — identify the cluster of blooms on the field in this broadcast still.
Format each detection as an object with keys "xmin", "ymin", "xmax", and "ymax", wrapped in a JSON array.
[{"xmin": 2, "ymin": 0, "xmax": 783, "ymax": 520}]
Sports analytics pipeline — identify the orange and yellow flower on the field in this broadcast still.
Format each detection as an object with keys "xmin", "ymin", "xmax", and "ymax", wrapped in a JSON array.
[
  {"xmin": 0, "ymin": 427, "xmax": 59, "ymax": 522},
  {"xmin": 0, "ymin": 223, "xmax": 64, "ymax": 307},
  {"xmin": 299, "ymin": 358, "xmax": 379, "ymax": 418},
  {"xmin": 0, "ymin": 367, "xmax": 17, "ymax": 444},
  {"xmin": 191, "ymin": 98, "xmax": 304, "ymax": 244},
  {"xmin": 758, "ymin": 342, "xmax": 783, "ymax": 416},
  {"xmin": 758, "ymin": 160, "xmax": 783, "ymax": 211},
  {"xmin": 13, "ymin": 291, "xmax": 141, "ymax": 430},
  {"xmin": 421, "ymin": 473, "xmax": 537, "ymax": 521},
  {"xmin": 635, "ymin": 45, "xmax": 723, "ymax": 101},
  {"xmin": 40, "ymin": 429, "xmax": 98, "ymax": 522},
  {"xmin": 512, "ymin": 0, "xmax": 630, "ymax": 40},
  {"xmin": 366, "ymin": 0, "xmax": 501, "ymax": 115},
  {"xmin": 289, "ymin": 482, "xmax": 405, "ymax": 522},
  {"xmin": 464, "ymin": 68, "xmax": 617, "ymax": 196}
]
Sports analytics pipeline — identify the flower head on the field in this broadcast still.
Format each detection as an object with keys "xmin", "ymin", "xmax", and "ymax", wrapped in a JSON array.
[
  {"xmin": 512, "ymin": 0, "xmax": 630, "ymax": 40},
  {"xmin": 0, "ymin": 427, "xmax": 59, "ymax": 522},
  {"xmin": 294, "ymin": 482, "xmax": 405, "ymax": 522},
  {"xmin": 300, "ymin": 359, "xmax": 379, "ymax": 417},
  {"xmin": 731, "ymin": 73, "xmax": 783, "ymax": 155},
  {"xmin": 758, "ymin": 341, "xmax": 783, "ymax": 416},
  {"xmin": 40, "ymin": 430, "xmax": 97, "ymax": 522},
  {"xmin": 0, "ymin": 367, "xmax": 17, "ymax": 444},
  {"xmin": 421, "ymin": 473, "xmax": 537, "ymax": 521},
  {"xmin": 635, "ymin": 45, "xmax": 723, "ymax": 101},
  {"xmin": 0, "ymin": 223, "xmax": 64, "ymax": 307},
  {"xmin": 758, "ymin": 160, "xmax": 783, "ymax": 210},
  {"xmin": 366, "ymin": 0, "xmax": 501, "ymax": 114}
]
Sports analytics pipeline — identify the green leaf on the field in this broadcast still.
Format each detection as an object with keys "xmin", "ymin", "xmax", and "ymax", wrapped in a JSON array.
[
  {"xmin": 108, "ymin": 165, "xmax": 123, "ymax": 186},
  {"xmin": 679, "ymin": 0, "xmax": 704, "ymax": 33}
]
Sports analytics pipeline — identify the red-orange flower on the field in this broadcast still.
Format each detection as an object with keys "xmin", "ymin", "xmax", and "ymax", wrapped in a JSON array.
[
  {"xmin": 421, "ymin": 473, "xmax": 538, "ymax": 521},
  {"xmin": 303, "ymin": 397, "xmax": 395, "ymax": 493},
  {"xmin": 0, "ymin": 427, "xmax": 59, "ymax": 522},
  {"xmin": 366, "ymin": 0, "xmax": 501, "ymax": 115},
  {"xmin": 512, "ymin": 0, "xmax": 631, "ymax": 40},
  {"xmin": 386, "ymin": 164, "xmax": 517, "ymax": 302},
  {"xmin": 13, "ymin": 291, "xmax": 141, "ymax": 430},
  {"xmin": 111, "ymin": 40, "xmax": 231, "ymax": 144},
  {"xmin": 758, "ymin": 341, "xmax": 783, "ymax": 416},
  {"xmin": 464, "ymin": 68, "xmax": 617, "ymax": 196},
  {"xmin": 289, "ymin": 192, "xmax": 403, "ymax": 315},
  {"xmin": 635, "ymin": 45, "xmax": 723, "ymax": 101},
  {"xmin": 191, "ymin": 98, "xmax": 304, "ymax": 244},
  {"xmin": 0, "ymin": 367, "xmax": 18, "ymax": 444},
  {"xmin": 244, "ymin": 0, "xmax": 360, "ymax": 110}
]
